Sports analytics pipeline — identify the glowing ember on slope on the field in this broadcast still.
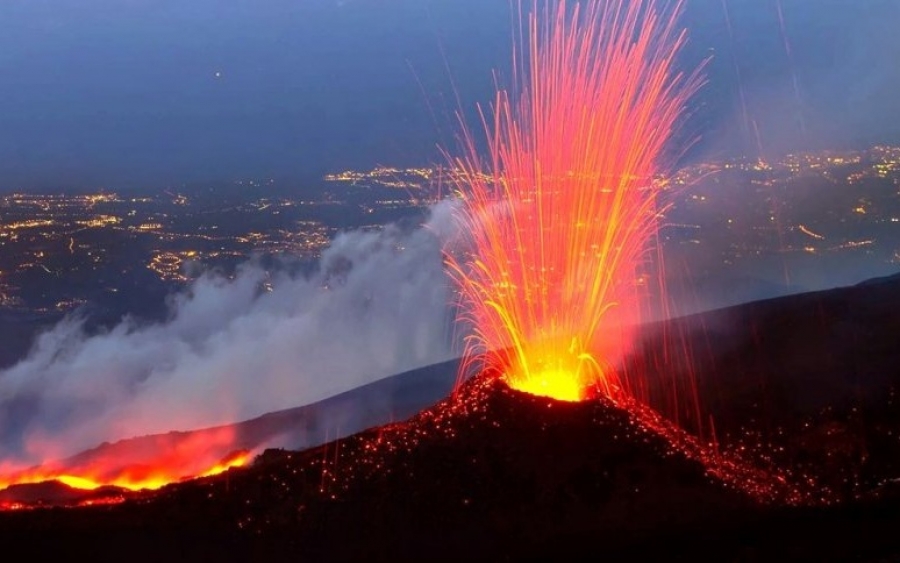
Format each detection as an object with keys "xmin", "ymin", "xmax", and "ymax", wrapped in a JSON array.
[{"xmin": 447, "ymin": 0, "xmax": 704, "ymax": 402}]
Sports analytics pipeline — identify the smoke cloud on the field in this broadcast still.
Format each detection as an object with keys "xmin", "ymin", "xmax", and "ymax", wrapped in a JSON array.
[{"xmin": 0, "ymin": 202, "xmax": 461, "ymax": 465}]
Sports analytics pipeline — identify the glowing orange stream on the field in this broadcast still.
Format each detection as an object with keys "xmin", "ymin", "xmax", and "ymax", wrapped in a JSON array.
[
  {"xmin": 0, "ymin": 426, "xmax": 252, "ymax": 498},
  {"xmin": 448, "ymin": 0, "xmax": 704, "ymax": 402},
  {"xmin": 0, "ymin": 450, "xmax": 250, "ymax": 493}
]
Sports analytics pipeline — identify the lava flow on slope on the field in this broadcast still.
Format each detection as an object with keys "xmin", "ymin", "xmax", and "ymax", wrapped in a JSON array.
[
  {"xmin": 0, "ymin": 359, "xmax": 460, "ymax": 509},
  {"xmin": 0, "ymin": 426, "xmax": 250, "ymax": 510}
]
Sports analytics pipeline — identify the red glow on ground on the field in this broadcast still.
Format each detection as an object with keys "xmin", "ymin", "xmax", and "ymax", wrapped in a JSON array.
[{"xmin": 447, "ymin": 0, "xmax": 704, "ymax": 403}]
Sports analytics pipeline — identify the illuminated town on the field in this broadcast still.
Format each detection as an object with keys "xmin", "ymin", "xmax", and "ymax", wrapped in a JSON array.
[{"xmin": 1, "ymin": 145, "xmax": 899, "ymax": 323}]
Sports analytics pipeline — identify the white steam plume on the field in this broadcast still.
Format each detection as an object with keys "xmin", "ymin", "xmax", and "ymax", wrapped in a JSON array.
[{"xmin": 0, "ymin": 201, "xmax": 461, "ymax": 465}]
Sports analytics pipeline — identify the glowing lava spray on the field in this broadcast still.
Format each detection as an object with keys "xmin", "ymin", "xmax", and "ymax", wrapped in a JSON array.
[{"xmin": 448, "ymin": 0, "xmax": 704, "ymax": 402}]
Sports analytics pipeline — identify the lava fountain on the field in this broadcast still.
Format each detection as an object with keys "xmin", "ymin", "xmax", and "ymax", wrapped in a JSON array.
[{"xmin": 447, "ymin": 0, "xmax": 704, "ymax": 403}]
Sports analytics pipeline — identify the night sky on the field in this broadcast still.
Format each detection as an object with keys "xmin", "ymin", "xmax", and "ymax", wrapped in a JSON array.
[{"xmin": 0, "ymin": 0, "xmax": 897, "ymax": 190}]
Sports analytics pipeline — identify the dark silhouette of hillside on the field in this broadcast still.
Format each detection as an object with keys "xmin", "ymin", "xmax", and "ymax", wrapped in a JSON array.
[{"xmin": 1, "ymin": 274, "xmax": 899, "ymax": 561}]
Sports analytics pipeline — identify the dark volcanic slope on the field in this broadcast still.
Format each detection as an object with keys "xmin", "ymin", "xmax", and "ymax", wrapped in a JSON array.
[
  {"xmin": 630, "ymin": 273, "xmax": 900, "ymax": 498},
  {"xmin": 81, "ymin": 355, "xmax": 458, "ymax": 456},
  {"xmin": 0, "ymin": 376, "xmax": 759, "ymax": 560},
  {"xmin": 8, "ymin": 272, "xmax": 900, "ymax": 507},
  {"xmin": 232, "ymin": 377, "xmax": 762, "ymax": 560},
  {"xmin": 1, "ymin": 276, "xmax": 899, "ymax": 560},
  {"xmin": 1, "ymin": 374, "xmax": 898, "ymax": 561}
]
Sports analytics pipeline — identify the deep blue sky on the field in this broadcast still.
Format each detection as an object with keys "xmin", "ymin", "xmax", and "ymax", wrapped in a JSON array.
[{"xmin": 0, "ymin": 0, "xmax": 898, "ymax": 190}]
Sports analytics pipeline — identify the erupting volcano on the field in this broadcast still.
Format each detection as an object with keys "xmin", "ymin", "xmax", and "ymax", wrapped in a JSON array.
[
  {"xmin": 447, "ymin": 0, "xmax": 704, "ymax": 403},
  {"xmin": 3, "ymin": 2, "xmax": 900, "ymax": 560},
  {"xmin": 0, "ymin": 0, "xmax": 707, "ymax": 498}
]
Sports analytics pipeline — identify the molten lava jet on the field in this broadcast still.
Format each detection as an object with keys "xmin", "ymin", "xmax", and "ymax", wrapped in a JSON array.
[{"xmin": 447, "ymin": 0, "xmax": 704, "ymax": 403}]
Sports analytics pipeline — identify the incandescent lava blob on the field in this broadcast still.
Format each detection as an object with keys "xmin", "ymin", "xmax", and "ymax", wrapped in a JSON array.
[{"xmin": 447, "ymin": 0, "xmax": 704, "ymax": 403}]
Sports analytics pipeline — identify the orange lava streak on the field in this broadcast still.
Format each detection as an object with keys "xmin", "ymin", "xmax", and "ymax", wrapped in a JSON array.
[
  {"xmin": 448, "ymin": 0, "xmax": 703, "ymax": 402},
  {"xmin": 0, "ymin": 427, "xmax": 252, "ymax": 498},
  {"xmin": 0, "ymin": 450, "xmax": 250, "ymax": 494}
]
